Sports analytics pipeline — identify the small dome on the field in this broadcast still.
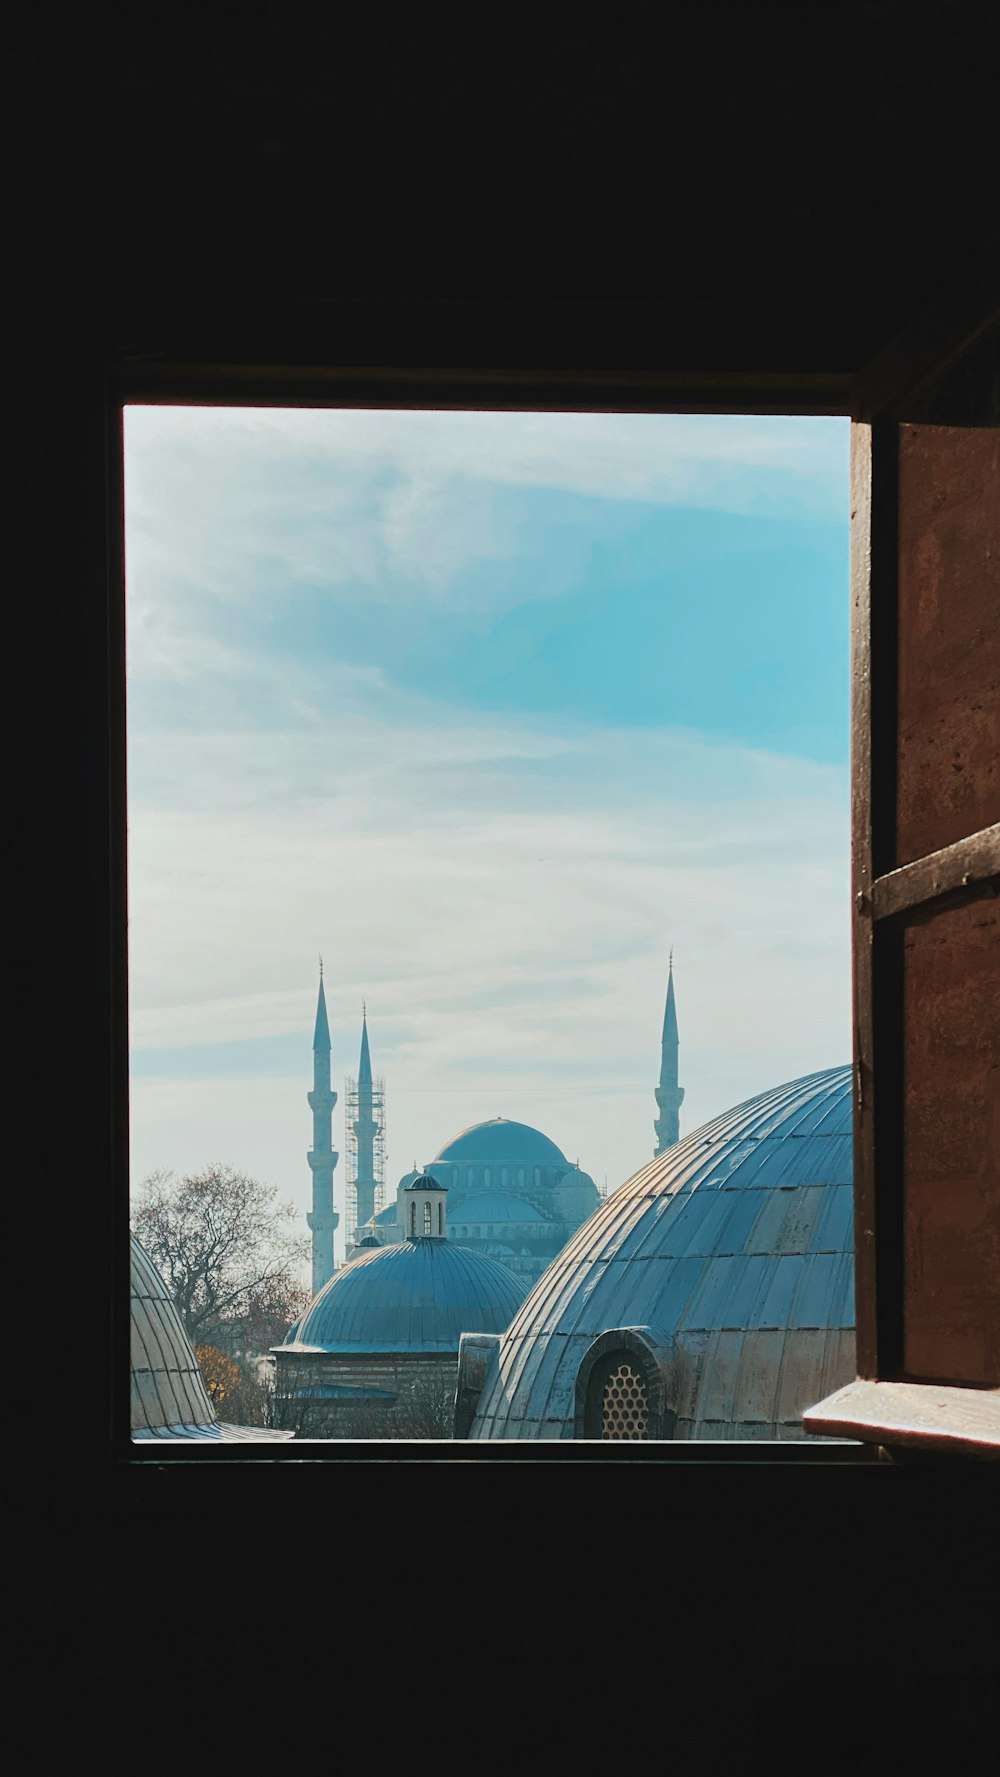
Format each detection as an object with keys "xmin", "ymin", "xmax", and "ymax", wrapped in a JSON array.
[
  {"xmin": 285, "ymin": 1238, "xmax": 526, "ymax": 1353},
  {"xmin": 467, "ymin": 1066, "xmax": 855, "ymax": 1440},
  {"xmin": 434, "ymin": 1117, "xmax": 568, "ymax": 1168},
  {"xmin": 373, "ymin": 1202, "xmax": 399, "ymax": 1226},
  {"xmin": 403, "ymin": 1171, "xmax": 448, "ymax": 1192},
  {"xmin": 451, "ymin": 1192, "xmax": 543, "ymax": 1224},
  {"xmin": 131, "ymin": 1234, "xmax": 291, "ymax": 1440}
]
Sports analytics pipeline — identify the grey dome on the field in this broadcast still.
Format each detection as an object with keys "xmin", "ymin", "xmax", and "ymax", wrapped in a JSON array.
[
  {"xmin": 131, "ymin": 1234, "xmax": 291, "ymax": 1440},
  {"xmin": 434, "ymin": 1117, "xmax": 567, "ymax": 1168},
  {"xmin": 466, "ymin": 1066, "xmax": 855, "ymax": 1440},
  {"xmin": 287, "ymin": 1237, "xmax": 527, "ymax": 1354},
  {"xmin": 451, "ymin": 1193, "xmax": 544, "ymax": 1224}
]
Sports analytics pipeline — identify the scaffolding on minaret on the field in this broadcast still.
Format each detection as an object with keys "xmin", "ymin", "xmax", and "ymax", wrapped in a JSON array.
[{"xmin": 345, "ymin": 1005, "xmax": 386, "ymax": 1249}]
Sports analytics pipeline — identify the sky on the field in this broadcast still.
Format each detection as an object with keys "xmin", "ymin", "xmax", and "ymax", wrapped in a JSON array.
[{"xmin": 125, "ymin": 406, "xmax": 851, "ymax": 1268}]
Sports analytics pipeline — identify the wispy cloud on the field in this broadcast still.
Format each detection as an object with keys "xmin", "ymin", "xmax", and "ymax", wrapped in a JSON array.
[
  {"xmin": 128, "ymin": 692, "xmax": 849, "ymax": 1208},
  {"xmin": 125, "ymin": 407, "xmax": 847, "ymax": 619},
  {"xmin": 124, "ymin": 407, "xmax": 850, "ymax": 1252}
]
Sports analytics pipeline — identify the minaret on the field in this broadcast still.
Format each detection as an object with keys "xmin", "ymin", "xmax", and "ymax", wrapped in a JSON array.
[
  {"xmin": 352, "ymin": 1005, "xmax": 380, "ymax": 1237},
  {"xmin": 306, "ymin": 963, "xmax": 339, "ymax": 1293},
  {"xmin": 654, "ymin": 951, "xmax": 685, "ymax": 1155}
]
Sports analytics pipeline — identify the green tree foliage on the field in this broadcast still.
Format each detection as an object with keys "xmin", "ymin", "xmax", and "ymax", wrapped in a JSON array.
[{"xmin": 132, "ymin": 1163, "xmax": 311, "ymax": 1361}]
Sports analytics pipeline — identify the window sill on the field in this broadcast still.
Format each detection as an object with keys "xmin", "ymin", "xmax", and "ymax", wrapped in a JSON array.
[{"xmin": 804, "ymin": 1379, "xmax": 1000, "ymax": 1458}]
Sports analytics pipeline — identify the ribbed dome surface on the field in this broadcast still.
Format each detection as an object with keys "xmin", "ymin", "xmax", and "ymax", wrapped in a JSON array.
[
  {"xmin": 289, "ymin": 1237, "xmax": 527, "ymax": 1353},
  {"xmin": 434, "ymin": 1117, "xmax": 568, "ymax": 1167},
  {"xmin": 451, "ymin": 1193, "xmax": 544, "ymax": 1223},
  {"xmin": 130, "ymin": 1234, "xmax": 292, "ymax": 1441},
  {"xmin": 468, "ymin": 1066, "xmax": 855, "ymax": 1440}
]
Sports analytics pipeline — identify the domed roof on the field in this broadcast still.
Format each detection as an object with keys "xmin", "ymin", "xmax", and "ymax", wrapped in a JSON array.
[
  {"xmin": 403, "ymin": 1171, "xmax": 448, "ymax": 1192},
  {"xmin": 286, "ymin": 1237, "xmax": 526, "ymax": 1353},
  {"xmin": 131, "ymin": 1235, "xmax": 292, "ymax": 1440},
  {"xmin": 434, "ymin": 1117, "xmax": 567, "ymax": 1167},
  {"xmin": 451, "ymin": 1192, "xmax": 544, "ymax": 1224},
  {"xmin": 466, "ymin": 1066, "xmax": 855, "ymax": 1440}
]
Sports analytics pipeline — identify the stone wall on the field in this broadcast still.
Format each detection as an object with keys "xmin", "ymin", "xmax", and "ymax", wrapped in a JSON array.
[{"xmin": 273, "ymin": 1349, "xmax": 458, "ymax": 1439}]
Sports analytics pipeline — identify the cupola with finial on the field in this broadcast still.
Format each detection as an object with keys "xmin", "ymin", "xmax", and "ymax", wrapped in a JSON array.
[{"xmin": 402, "ymin": 1171, "xmax": 448, "ymax": 1240}]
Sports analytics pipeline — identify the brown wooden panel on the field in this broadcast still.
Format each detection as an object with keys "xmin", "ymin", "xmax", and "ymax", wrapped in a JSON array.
[
  {"xmin": 897, "ymin": 424, "xmax": 1000, "ymax": 865},
  {"xmin": 902, "ymin": 895, "xmax": 1000, "ymax": 1384}
]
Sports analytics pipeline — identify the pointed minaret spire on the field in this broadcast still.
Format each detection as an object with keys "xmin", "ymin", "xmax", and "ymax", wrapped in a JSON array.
[
  {"xmin": 352, "ymin": 1005, "xmax": 379, "ymax": 1236},
  {"xmin": 313, "ymin": 970, "xmax": 331, "ymax": 1051},
  {"xmin": 654, "ymin": 951, "xmax": 685, "ymax": 1155},
  {"xmin": 306, "ymin": 967, "xmax": 339, "ymax": 1293}
]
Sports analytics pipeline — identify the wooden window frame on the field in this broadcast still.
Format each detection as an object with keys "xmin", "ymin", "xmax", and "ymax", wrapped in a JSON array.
[
  {"xmin": 803, "ymin": 250, "xmax": 1000, "ymax": 1459},
  {"xmin": 104, "ymin": 249, "xmax": 998, "ymax": 1480}
]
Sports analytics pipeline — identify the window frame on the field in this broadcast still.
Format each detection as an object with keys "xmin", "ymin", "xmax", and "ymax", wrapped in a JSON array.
[{"xmin": 106, "ymin": 262, "xmax": 997, "ymax": 1479}]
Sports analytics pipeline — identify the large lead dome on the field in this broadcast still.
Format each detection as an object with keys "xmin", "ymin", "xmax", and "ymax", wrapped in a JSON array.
[
  {"xmin": 433, "ymin": 1117, "xmax": 568, "ymax": 1168},
  {"xmin": 463, "ymin": 1066, "xmax": 855, "ymax": 1440},
  {"xmin": 288, "ymin": 1236, "xmax": 526, "ymax": 1353}
]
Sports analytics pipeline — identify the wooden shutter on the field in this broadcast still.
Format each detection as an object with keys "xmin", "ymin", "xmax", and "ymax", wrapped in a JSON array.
[{"xmin": 806, "ymin": 263, "xmax": 1000, "ymax": 1455}]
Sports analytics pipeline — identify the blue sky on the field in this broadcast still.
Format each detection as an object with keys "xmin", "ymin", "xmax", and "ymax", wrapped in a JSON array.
[{"xmin": 125, "ymin": 407, "xmax": 851, "ymax": 1265}]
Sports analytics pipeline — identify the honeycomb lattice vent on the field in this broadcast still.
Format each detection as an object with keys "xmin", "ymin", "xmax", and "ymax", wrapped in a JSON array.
[{"xmin": 600, "ymin": 1361, "xmax": 649, "ymax": 1439}]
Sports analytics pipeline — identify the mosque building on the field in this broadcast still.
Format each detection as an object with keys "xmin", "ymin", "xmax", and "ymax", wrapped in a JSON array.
[
  {"xmin": 360, "ymin": 1117, "xmax": 602, "ymax": 1281},
  {"xmin": 272, "ymin": 1172, "xmax": 525, "ymax": 1437},
  {"xmin": 455, "ymin": 1064, "xmax": 855, "ymax": 1441},
  {"xmin": 294, "ymin": 960, "xmax": 855, "ymax": 1444},
  {"xmin": 306, "ymin": 971, "xmax": 603, "ymax": 1286}
]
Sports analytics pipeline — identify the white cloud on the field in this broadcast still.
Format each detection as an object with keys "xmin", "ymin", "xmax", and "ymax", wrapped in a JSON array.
[
  {"xmin": 124, "ymin": 406, "xmax": 847, "ymax": 627},
  {"xmin": 123, "ymin": 407, "xmax": 851, "ymax": 1263},
  {"xmin": 127, "ymin": 693, "xmax": 850, "ymax": 1233}
]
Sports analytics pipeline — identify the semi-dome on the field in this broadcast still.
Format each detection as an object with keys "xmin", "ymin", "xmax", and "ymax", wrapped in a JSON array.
[
  {"xmin": 286, "ymin": 1237, "xmax": 526, "ymax": 1354},
  {"xmin": 462, "ymin": 1066, "xmax": 855, "ymax": 1440},
  {"xmin": 433, "ymin": 1117, "xmax": 568, "ymax": 1168},
  {"xmin": 131, "ymin": 1234, "xmax": 292, "ymax": 1441},
  {"xmin": 451, "ymin": 1192, "xmax": 544, "ymax": 1224}
]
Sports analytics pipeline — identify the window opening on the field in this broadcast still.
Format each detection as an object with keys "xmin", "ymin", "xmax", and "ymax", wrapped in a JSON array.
[{"xmin": 124, "ymin": 405, "xmax": 850, "ymax": 1445}]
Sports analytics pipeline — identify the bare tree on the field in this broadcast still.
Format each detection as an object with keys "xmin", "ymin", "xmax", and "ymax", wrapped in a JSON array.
[{"xmin": 132, "ymin": 1163, "xmax": 310, "ymax": 1361}]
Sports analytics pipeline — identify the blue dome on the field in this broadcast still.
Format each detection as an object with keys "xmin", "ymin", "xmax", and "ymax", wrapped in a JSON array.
[
  {"xmin": 288, "ymin": 1237, "xmax": 526, "ymax": 1353},
  {"xmin": 466, "ymin": 1066, "xmax": 855, "ymax": 1440},
  {"xmin": 451, "ymin": 1193, "xmax": 544, "ymax": 1224},
  {"xmin": 434, "ymin": 1117, "xmax": 568, "ymax": 1168}
]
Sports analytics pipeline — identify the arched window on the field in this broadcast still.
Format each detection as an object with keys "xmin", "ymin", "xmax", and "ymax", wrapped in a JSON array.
[
  {"xmin": 501, "ymin": 1166, "xmax": 508, "ymax": 1188},
  {"xmin": 533, "ymin": 1167, "xmax": 541, "ymax": 1187},
  {"xmin": 517, "ymin": 1168, "xmax": 525, "ymax": 1187},
  {"xmin": 423, "ymin": 1200, "xmax": 432, "ymax": 1234},
  {"xmin": 467, "ymin": 1168, "xmax": 474, "ymax": 1189},
  {"xmin": 484, "ymin": 1167, "xmax": 491, "ymax": 1188},
  {"xmin": 410, "ymin": 1200, "xmax": 416, "ymax": 1236},
  {"xmin": 584, "ymin": 1351, "xmax": 651, "ymax": 1440},
  {"xmin": 437, "ymin": 1201, "xmax": 443, "ymax": 1235}
]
